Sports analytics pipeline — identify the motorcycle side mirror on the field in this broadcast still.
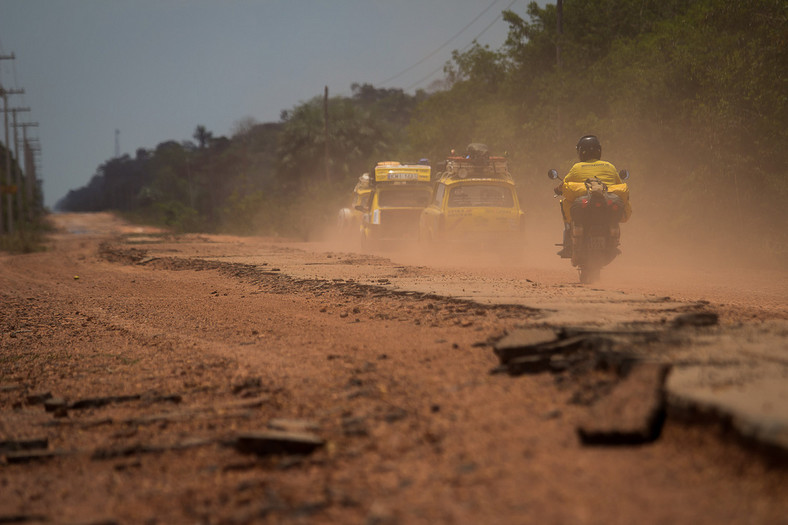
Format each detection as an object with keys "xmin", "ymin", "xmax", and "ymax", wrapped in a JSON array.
[
  {"xmin": 547, "ymin": 169, "xmax": 560, "ymax": 180},
  {"xmin": 619, "ymin": 169, "xmax": 630, "ymax": 181}
]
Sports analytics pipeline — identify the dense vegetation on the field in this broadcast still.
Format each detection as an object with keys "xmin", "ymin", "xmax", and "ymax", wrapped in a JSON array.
[
  {"xmin": 57, "ymin": 0, "xmax": 787, "ymax": 260},
  {"xmin": 0, "ymin": 141, "xmax": 48, "ymax": 252}
]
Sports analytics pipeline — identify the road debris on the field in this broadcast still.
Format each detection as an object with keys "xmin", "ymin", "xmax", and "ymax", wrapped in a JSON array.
[
  {"xmin": 232, "ymin": 431, "xmax": 325, "ymax": 456},
  {"xmin": 577, "ymin": 362, "xmax": 670, "ymax": 445}
]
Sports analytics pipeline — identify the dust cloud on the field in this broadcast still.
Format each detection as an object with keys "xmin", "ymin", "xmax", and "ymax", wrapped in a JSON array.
[
  {"xmin": 316, "ymin": 181, "xmax": 781, "ymax": 271},
  {"xmin": 310, "ymin": 153, "xmax": 786, "ymax": 309}
]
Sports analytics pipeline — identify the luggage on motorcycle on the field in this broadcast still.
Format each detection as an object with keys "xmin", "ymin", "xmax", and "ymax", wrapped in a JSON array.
[
  {"xmin": 569, "ymin": 191, "xmax": 625, "ymax": 224},
  {"xmin": 560, "ymin": 181, "xmax": 589, "ymax": 201},
  {"xmin": 584, "ymin": 177, "xmax": 607, "ymax": 192},
  {"xmin": 562, "ymin": 181, "xmax": 631, "ymax": 223},
  {"xmin": 606, "ymin": 183, "xmax": 631, "ymax": 222}
]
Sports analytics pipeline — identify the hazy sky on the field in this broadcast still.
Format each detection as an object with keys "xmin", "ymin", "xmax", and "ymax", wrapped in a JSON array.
[{"xmin": 0, "ymin": 0, "xmax": 540, "ymax": 207}]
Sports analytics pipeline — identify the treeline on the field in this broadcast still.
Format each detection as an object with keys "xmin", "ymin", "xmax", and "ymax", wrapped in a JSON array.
[
  {"xmin": 58, "ymin": 85, "xmax": 426, "ymax": 238},
  {"xmin": 58, "ymin": 0, "xmax": 787, "ymax": 257},
  {"xmin": 0, "ymin": 140, "xmax": 46, "ymax": 252}
]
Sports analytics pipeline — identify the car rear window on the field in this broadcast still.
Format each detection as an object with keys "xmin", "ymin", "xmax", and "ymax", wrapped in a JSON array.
[
  {"xmin": 377, "ymin": 187, "xmax": 432, "ymax": 207},
  {"xmin": 447, "ymin": 185, "xmax": 514, "ymax": 208}
]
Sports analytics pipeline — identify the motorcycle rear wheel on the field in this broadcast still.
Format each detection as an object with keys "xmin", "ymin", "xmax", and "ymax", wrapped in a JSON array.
[{"xmin": 579, "ymin": 265, "xmax": 600, "ymax": 284}]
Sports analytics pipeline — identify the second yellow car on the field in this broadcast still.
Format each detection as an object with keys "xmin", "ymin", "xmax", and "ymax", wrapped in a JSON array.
[
  {"xmin": 419, "ymin": 145, "xmax": 525, "ymax": 257},
  {"xmin": 357, "ymin": 161, "xmax": 433, "ymax": 251}
]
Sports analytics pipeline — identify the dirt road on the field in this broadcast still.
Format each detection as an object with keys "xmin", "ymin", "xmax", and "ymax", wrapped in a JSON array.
[{"xmin": 1, "ymin": 213, "xmax": 786, "ymax": 525}]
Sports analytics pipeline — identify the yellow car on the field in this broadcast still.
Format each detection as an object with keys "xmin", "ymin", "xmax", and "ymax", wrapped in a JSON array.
[
  {"xmin": 419, "ymin": 148, "xmax": 525, "ymax": 256},
  {"xmin": 357, "ymin": 162, "xmax": 433, "ymax": 251}
]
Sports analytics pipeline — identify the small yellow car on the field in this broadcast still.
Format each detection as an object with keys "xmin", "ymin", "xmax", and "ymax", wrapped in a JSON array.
[
  {"xmin": 419, "ymin": 147, "xmax": 525, "ymax": 256},
  {"xmin": 357, "ymin": 162, "xmax": 433, "ymax": 251}
]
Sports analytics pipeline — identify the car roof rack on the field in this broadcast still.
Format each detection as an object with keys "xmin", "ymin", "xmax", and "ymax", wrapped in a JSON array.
[{"xmin": 438, "ymin": 156, "xmax": 512, "ymax": 182}]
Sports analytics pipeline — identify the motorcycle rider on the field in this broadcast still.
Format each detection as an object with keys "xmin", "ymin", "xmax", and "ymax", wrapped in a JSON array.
[{"xmin": 555, "ymin": 135, "xmax": 624, "ymax": 258}]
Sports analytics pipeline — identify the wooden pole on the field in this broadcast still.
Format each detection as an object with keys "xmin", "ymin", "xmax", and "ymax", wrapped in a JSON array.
[
  {"xmin": 556, "ymin": 0, "xmax": 563, "ymax": 140},
  {"xmin": 324, "ymin": 86, "xmax": 330, "ymax": 184}
]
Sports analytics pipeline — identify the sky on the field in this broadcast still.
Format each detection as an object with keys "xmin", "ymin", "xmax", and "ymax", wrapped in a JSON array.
[{"xmin": 0, "ymin": 0, "xmax": 537, "ymax": 208}]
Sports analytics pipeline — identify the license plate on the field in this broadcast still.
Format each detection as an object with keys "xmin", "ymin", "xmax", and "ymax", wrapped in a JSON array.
[{"xmin": 586, "ymin": 237, "xmax": 605, "ymax": 251}]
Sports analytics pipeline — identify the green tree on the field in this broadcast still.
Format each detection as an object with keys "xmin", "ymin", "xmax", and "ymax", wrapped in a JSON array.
[{"xmin": 192, "ymin": 125, "xmax": 213, "ymax": 149}]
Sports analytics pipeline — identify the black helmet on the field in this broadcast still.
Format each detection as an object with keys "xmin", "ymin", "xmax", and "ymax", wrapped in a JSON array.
[{"xmin": 576, "ymin": 135, "xmax": 601, "ymax": 162}]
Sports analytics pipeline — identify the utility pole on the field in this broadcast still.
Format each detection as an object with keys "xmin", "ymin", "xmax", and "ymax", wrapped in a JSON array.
[
  {"xmin": 556, "ymin": 0, "xmax": 563, "ymax": 69},
  {"xmin": 25, "ymin": 139, "xmax": 41, "ymax": 218},
  {"xmin": 0, "ymin": 85, "xmax": 24, "ymax": 233},
  {"xmin": 323, "ymin": 86, "xmax": 330, "ymax": 184},
  {"xmin": 11, "ymin": 107, "xmax": 31, "ymax": 225},
  {"xmin": 115, "ymin": 129, "xmax": 120, "ymax": 158},
  {"xmin": 0, "ymin": 53, "xmax": 17, "ymax": 234},
  {"xmin": 17, "ymin": 121, "xmax": 38, "ymax": 220},
  {"xmin": 556, "ymin": 0, "xmax": 563, "ymax": 141}
]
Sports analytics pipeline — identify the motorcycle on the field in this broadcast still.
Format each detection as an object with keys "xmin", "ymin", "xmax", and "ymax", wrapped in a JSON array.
[{"xmin": 548, "ymin": 168, "xmax": 630, "ymax": 284}]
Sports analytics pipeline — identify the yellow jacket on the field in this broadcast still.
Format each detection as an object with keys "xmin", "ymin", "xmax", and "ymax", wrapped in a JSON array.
[
  {"xmin": 564, "ymin": 160, "xmax": 622, "ymax": 186},
  {"xmin": 560, "ymin": 160, "xmax": 631, "ymax": 223}
]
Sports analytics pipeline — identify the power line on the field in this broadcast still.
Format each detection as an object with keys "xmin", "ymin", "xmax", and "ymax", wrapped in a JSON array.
[
  {"xmin": 377, "ymin": 0, "xmax": 504, "ymax": 87},
  {"xmin": 461, "ymin": 0, "xmax": 519, "ymax": 53},
  {"xmin": 405, "ymin": 0, "xmax": 519, "ymax": 91}
]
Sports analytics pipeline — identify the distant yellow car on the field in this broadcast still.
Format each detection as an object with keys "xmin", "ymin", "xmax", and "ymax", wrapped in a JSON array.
[
  {"xmin": 419, "ymin": 146, "xmax": 525, "ymax": 256},
  {"xmin": 357, "ymin": 162, "xmax": 433, "ymax": 251}
]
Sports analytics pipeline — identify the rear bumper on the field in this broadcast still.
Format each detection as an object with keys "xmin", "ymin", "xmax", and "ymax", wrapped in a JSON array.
[{"xmin": 436, "ymin": 229, "xmax": 523, "ymax": 244}]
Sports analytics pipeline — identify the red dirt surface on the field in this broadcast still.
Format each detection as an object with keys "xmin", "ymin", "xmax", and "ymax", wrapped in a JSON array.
[{"xmin": 0, "ymin": 212, "xmax": 785, "ymax": 525}]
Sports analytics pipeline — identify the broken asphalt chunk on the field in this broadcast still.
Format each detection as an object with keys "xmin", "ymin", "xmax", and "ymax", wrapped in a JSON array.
[
  {"xmin": 91, "ymin": 438, "xmax": 213, "ymax": 460},
  {"xmin": 577, "ymin": 362, "xmax": 670, "ymax": 445},
  {"xmin": 493, "ymin": 328, "xmax": 559, "ymax": 364},
  {"xmin": 5, "ymin": 449, "xmax": 71, "ymax": 464},
  {"xmin": 506, "ymin": 355, "xmax": 553, "ymax": 376},
  {"xmin": 0, "ymin": 437, "xmax": 48, "ymax": 454},
  {"xmin": 672, "ymin": 312, "xmax": 719, "ymax": 328},
  {"xmin": 43, "ymin": 397, "xmax": 68, "ymax": 413},
  {"xmin": 232, "ymin": 376, "xmax": 263, "ymax": 395},
  {"xmin": 341, "ymin": 416, "xmax": 369, "ymax": 436},
  {"xmin": 25, "ymin": 391, "xmax": 52, "ymax": 405},
  {"xmin": 494, "ymin": 327, "xmax": 615, "ymax": 377},
  {"xmin": 70, "ymin": 394, "xmax": 142, "ymax": 410},
  {"xmin": 267, "ymin": 418, "xmax": 320, "ymax": 433},
  {"xmin": 233, "ymin": 431, "xmax": 325, "ymax": 456},
  {"xmin": 0, "ymin": 515, "xmax": 49, "ymax": 524}
]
